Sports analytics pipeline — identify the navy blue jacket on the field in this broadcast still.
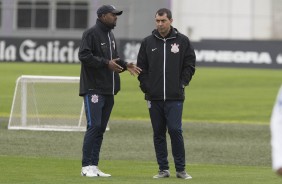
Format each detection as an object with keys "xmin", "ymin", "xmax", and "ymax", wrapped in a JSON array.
[
  {"xmin": 137, "ymin": 27, "xmax": 196, "ymax": 100},
  {"xmin": 78, "ymin": 19, "xmax": 127, "ymax": 96}
]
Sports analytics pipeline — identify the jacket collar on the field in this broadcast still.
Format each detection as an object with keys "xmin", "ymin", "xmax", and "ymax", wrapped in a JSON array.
[
  {"xmin": 96, "ymin": 19, "xmax": 112, "ymax": 32},
  {"xmin": 153, "ymin": 26, "xmax": 178, "ymax": 40}
]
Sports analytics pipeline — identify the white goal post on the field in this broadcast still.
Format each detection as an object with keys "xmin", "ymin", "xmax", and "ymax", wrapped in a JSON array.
[{"xmin": 8, "ymin": 75, "xmax": 87, "ymax": 131}]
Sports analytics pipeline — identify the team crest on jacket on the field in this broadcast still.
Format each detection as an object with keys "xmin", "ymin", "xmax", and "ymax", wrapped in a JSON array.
[
  {"xmin": 171, "ymin": 43, "xmax": 179, "ymax": 53},
  {"xmin": 91, "ymin": 95, "xmax": 99, "ymax": 103}
]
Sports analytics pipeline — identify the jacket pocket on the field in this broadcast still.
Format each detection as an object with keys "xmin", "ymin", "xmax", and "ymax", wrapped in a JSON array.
[
  {"xmin": 101, "ymin": 44, "xmax": 108, "ymax": 55},
  {"xmin": 179, "ymin": 81, "xmax": 185, "ymax": 98},
  {"xmin": 140, "ymin": 81, "xmax": 148, "ymax": 93}
]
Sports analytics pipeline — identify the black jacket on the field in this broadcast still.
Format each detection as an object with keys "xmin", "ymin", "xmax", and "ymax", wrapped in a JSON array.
[
  {"xmin": 137, "ymin": 27, "xmax": 196, "ymax": 101},
  {"xmin": 78, "ymin": 19, "xmax": 127, "ymax": 96}
]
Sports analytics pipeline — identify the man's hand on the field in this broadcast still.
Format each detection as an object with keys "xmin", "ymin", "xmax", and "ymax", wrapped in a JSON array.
[
  {"xmin": 126, "ymin": 62, "xmax": 142, "ymax": 76},
  {"xmin": 108, "ymin": 58, "xmax": 124, "ymax": 72}
]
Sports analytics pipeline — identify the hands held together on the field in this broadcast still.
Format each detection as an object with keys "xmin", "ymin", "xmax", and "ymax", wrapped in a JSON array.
[{"xmin": 107, "ymin": 58, "xmax": 142, "ymax": 76}]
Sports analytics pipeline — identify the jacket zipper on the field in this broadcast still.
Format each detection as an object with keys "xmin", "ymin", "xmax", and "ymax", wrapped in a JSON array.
[
  {"xmin": 163, "ymin": 39, "xmax": 166, "ymax": 101},
  {"xmin": 108, "ymin": 33, "xmax": 114, "ymax": 95},
  {"xmin": 154, "ymin": 34, "xmax": 176, "ymax": 101}
]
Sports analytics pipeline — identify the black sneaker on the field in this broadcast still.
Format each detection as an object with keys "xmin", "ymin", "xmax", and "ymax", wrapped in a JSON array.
[
  {"xmin": 153, "ymin": 170, "xmax": 170, "ymax": 178},
  {"xmin": 176, "ymin": 171, "xmax": 192, "ymax": 179}
]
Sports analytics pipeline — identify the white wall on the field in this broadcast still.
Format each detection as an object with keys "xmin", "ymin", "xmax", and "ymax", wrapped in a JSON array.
[{"xmin": 171, "ymin": 0, "xmax": 272, "ymax": 40}]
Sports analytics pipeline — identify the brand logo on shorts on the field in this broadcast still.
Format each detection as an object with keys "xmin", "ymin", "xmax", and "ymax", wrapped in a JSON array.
[
  {"xmin": 91, "ymin": 95, "xmax": 99, "ymax": 103},
  {"xmin": 171, "ymin": 43, "xmax": 179, "ymax": 53}
]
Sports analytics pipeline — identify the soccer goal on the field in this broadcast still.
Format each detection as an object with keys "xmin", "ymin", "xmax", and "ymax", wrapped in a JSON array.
[{"xmin": 8, "ymin": 75, "xmax": 87, "ymax": 131}]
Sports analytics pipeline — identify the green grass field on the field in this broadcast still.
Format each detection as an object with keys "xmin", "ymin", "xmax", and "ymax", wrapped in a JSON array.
[
  {"xmin": 0, "ymin": 121, "xmax": 281, "ymax": 183},
  {"xmin": 1, "ymin": 62, "xmax": 281, "ymax": 123},
  {"xmin": 0, "ymin": 157, "xmax": 280, "ymax": 184},
  {"xmin": 0, "ymin": 62, "xmax": 282, "ymax": 183}
]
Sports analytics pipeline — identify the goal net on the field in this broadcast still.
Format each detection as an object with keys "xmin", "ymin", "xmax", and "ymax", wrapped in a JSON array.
[{"xmin": 8, "ymin": 75, "xmax": 87, "ymax": 131}]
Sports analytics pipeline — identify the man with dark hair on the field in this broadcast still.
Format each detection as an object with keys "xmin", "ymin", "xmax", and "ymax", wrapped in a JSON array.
[
  {"xmin": 78, "ymin": 4, "xmax": 141, "ymax": 177},
  {"xmin": 137, "ymin": 8, "xmax": 196, "ymax": 179}
]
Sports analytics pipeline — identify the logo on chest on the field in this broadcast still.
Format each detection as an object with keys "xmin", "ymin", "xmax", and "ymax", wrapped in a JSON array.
[{"xmin": 171, "ymin": 43, "xmax": 179, "ymax": 53}]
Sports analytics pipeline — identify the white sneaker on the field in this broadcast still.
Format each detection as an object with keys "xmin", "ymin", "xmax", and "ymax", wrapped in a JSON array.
[
  {"xmin": 153, "ymin": 170, "xmax": 170, "ymax": 178},
  {"xmin": 90, "ymin": 166, "xmax": 111, "ymax": 177},
  {"xmin": 176, "ymin": 171, "xmax": 192, "ymax": 179},
  {"xmin": 81, "ymin": 166, "xmax": 97, "ymax": 177}
]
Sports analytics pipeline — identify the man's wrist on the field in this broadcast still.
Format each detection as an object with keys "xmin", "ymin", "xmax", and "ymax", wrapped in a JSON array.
[
  {"xmin": 105, "ymin": 60, "xmax": 110, "ymax": 65},
  {"xmin": 124, "ymin": 61, "xmax": 128, "ymax": 69}
]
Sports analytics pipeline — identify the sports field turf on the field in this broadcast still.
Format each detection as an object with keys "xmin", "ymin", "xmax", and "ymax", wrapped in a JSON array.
[
  {"xmin": 0, "ymin": 120, "xmax": 281, "ymax": 184},
  {"xmin": 1, "ymin": 62, "xmax": 281, "ymax": 123},
  {"xmin": 0, "ymin": 63, "xmax": 282, "ymax": 183},
  {"xmin": 0, "ymin": 157, "xmax": 280, "ymax": 184}
]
